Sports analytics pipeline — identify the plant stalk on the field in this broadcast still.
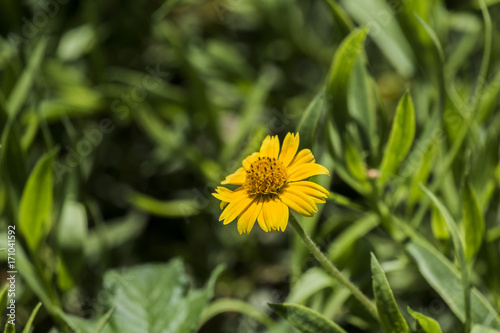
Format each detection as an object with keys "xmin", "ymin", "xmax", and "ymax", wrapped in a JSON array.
[{"xmin": 289, "ymin": 214, "xmax": 379, "ymax": 320}]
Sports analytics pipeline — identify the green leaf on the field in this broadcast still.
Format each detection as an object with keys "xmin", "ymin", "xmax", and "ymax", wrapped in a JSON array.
[
  {"xmin": 287, "ymin": 268, "xmax": 334, "ymax": 304},
  {"xmin": 22, "ymin": 303, "xmax": 42, "ymax": 333},
  {"xmin": 348, "ymin": 56, "xmax": 377, "ymax": 156},
  {"xmin": 414, "ymin": 14, "xmax": 444, "ymax": 65},
  {"xmin": 327, "ymin": 214, "xmax": 379, "ymax": 263},
  {"xmin": 407, "ymin": 306, "xmax": 442, "ymax": 333},
  {"xmin": 199, "ymin": 298, "xmax": 274, "ymax": 329},
  {"xmin": 2, "ymin": 323, "xmax": 14, "ymax": 333},
  {"xmin": 0, "ymin": 120, "xmax": 26, "ymax": 202},
  {"xmin": 60, "ymin": 307, "xmax": 115, "ymax": 333},
  {"xmin": 57, "ymin": 200, "xmax": 88, "ymax": 291},
  {"xmin": 6, "ymin": 38, "xmax": 48, "ymax": 119},
  {"xmin": 269, "ymin": 303, "xmax": 347, "ymax": 333},
  {"xmin": 0, "ymin": 284, "xmax": 8, "ymax": 318},
  {"xmin": 371, "ymin": 253, "xmax": 410, "ymax": 333},
  {"xmin": 297, "ymin": 90, "xmax": 324, "ymax": 149},
  {"xmin": 127, "ymin": 191, "xmax": 199, "ymax": 218},
  {"xmin": 471, "ymin": 325, "xmax": 500, "ymax": 333},
  {"xmin": 462, "ymin": 179, "xmax": 485, "ymax": 260},
  {"xmin": 62, "ymin": 260, "xmax": 223, "ymax": 333},
  {"xmin": 379, "ymin": 91, "xmax": 415, "ymax": 185},
  {"xmin": 344, "ymin": 135, "xmax": 367, "ymax": 183},
  {"xmin": 18, "ymin": 148, "xmax": 58, "ymax": 252},
  {"xmin": 420, "ymin": 185, "xmax": 472, "ymax": 331},
  {"xmin": 16, "ymin": 245, "xmax": 56, "ymax": 314},
  {"xmin": 325, "ymin": 26, "xmax": 368, "ymax": 132},
  {"xmin": 431, "ymin": 205, "xmax": 449, "ymax": 240},
  {"xmin": 406, "ymin": 240, "xmax": 500, "ymax": 329},
  {"xmin": 108, "ymin": 260, "xmax": 223, "ymax": 333},
  {"xmin": 57, "ymin": 24, "xmax": 97, "ymax": 61},
  {"xmin": 322, "ymin": 0, "xmax": 354, "ymax": 37},
  {"xmin": 340, "ymin": 0, "xmax": 415, "ymax": 76}
]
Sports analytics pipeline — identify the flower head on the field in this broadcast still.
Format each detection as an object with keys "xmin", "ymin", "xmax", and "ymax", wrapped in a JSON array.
[{"xmin": 213, "ymin": 133, "xmax": 330, "ymax": 234}]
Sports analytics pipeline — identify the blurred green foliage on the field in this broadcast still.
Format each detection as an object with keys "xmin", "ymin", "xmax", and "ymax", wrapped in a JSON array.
[{"xmin": 0, "ymin": 0, "xmax": 499, "ymax": 332}]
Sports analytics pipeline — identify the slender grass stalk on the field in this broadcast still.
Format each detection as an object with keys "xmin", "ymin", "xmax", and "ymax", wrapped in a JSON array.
[{"xmin": 289, "ymin": 214, "xmax": 379, "ymax": 320}]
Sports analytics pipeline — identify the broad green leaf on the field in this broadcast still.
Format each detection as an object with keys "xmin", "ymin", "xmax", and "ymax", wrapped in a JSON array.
[
  {"xmin": 371, "ymin": 253, "xmax": 410, "ymax": 333},
  {"xmin": 18, "ymin": 148, "xmax": 58, "ymax": 252},
  {"xmin": 379, "ymin": 91, "xmax": 415, "ymax": 185},
  {"xmin": 6, "ymin": 38, "xmax": 48, "ymax": 119},
  {"xmin": 462, "ymin": 179, "xmax": 485, "ymax": 260},
  {"xmin": 420, "ymin": 185, "xmax": 472, "ymax": 331},
  {"xmin": 406, "ymin": 240, "xmax": 500, "ymax": 329},
  {"xmin": 297, "ymin": 90, "xmax": 324, "ymax": 149},
  {"xmin": 269, "ymin": 303, "xmax": 347, "ymax": 333},
  {"xmin": 62, "ymin": 260, "xmax": 223, "ymax": 333},
  {"xmin": 431, "ymin": 205, "xmax": 449, "ymax": 240},
  {"xmin": 57, "ymin": 200, "xmax": 88, "ymax": 291},
  {"xmin": 22, "ymin": 303, "xmax": 42, "ymax": 333},
  {"xmin": 60, "ymin": 307, "xmax": 115, "ymax": 333},
  {"xmin": 103, "ymin": 260, "xmax": 223, "ymax": 333},
  {"xmin": 340, "ymin": 0, "xmax": 415, "ymax": 77},
  {"xmin": 408, "ymin": 307, "xmax": 442, "ymax": 333},
  {"xmin": 127, "ymin": 191, "xmax": 199, "ymax": 218},
  {"xmin": 325, "ymin": 27, "xmax": 368, "ymax": 132}
]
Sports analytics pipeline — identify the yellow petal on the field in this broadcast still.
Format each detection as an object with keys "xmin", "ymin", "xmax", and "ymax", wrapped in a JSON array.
[
  {"xmin": 287, "ymin": 181, "xmax": 329, "ymax": 201},
  {"xmin": 237, "ymin": 199, "xmax": 263, "ymax": 234},
  {"xmin": 260, "ymin": 135, "xmax": 279, "ymax": 159},
  {"xmin": 288, "ymin": 148, "xmax": 315, "ymax": 169},
  {"xmin": 221, "ymin": 167, "xmax": 247, "ymax": 185},
  {"xmin": 242, "ymin": 152, "xmax": 260, "ymax": 170},
  {"xmin": 212, "ymin": 186, "xmax": 245, "ymax": 202},
  {"xmin": 220, "ymin": 201, "xmax": 228, "ymax": 210},
  {"xmin": 220, "ymin": 195, "xmax": 254, "ymax": 225},
  {"xmin": 279, "ymin": 133, "xmax": 300, "ymax": 167},
  {"xmin": 287, "ymin": 163, "xmax": 330, "ymax": 182},
  {"xmin": 260, "ymin": 197, "xmax": 289, "ymax": 232},
  {"xmin": 280, "ymin": 187, "xmax": 318, "ymax": 217}
]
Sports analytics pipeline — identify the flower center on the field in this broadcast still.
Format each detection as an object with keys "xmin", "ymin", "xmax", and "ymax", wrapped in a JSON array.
[{"xmin": 244, "ymin": 156, "xmax": 287, "ymax": 196}]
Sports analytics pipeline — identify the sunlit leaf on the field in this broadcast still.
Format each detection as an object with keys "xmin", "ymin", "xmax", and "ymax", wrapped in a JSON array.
[
  {"xmin": 407, "ymin": 306, "xmax": 442, "ymax": 333},
  {"xmin": 406, "ymin": 240, "xmax": 500, "ymax": 329},
  {"xmin": 379, "ymin": 91, "xmax": 415, "ymax": 185},
  {"xmin": 57, "ymin": 200, "xmax": 88, "ymax": 291},
  {"xmin": 371, "ymin": 253, "xmax": 410, "ymax": 333},
  {"xmin": 22, "ymin": 303, "xmax": 42, "ymax": 333},
  {"xmin": 18, "ymin": 148, "xmax": 58, "ymax": 252},
  {"xmin": 462, "ymin": 179, "xmax": 485, "ymax": 260},
  {"xmin": 325, "ymin": 26, "xmax": 368, "ymax": 132}
]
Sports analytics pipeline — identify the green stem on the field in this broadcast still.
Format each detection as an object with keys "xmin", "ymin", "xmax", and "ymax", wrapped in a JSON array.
[{"xmin": 289, "ymin": 214, "xmax": 379, "ymax": 320}]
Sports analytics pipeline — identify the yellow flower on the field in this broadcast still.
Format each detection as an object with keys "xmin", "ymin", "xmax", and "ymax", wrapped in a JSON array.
[{"xmin": 213, "ymin": 133, "xmax": 330, "ymax": 234}]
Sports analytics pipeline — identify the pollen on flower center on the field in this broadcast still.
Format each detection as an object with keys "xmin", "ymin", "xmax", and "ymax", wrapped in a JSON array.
[{"xmin": 244, "ymin": 156, "xmax": 287, "ymax": 196}]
